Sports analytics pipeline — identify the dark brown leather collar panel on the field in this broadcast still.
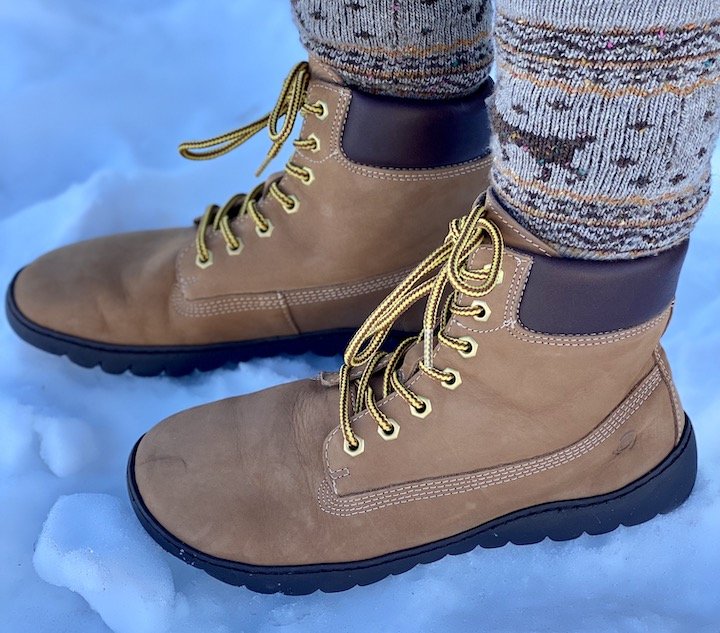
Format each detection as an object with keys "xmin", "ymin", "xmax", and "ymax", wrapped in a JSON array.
[
  {"xmin": 341, "ymin": 79, "xmax": 493, "ymax": 169},
  {"xmin": 518, "ymin": 241, "xmax": 688, "ymax": 335}
]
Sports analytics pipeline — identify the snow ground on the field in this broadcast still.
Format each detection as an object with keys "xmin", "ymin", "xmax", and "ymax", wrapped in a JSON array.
[{"xmin": 1, "ymin": 1, "xmax": 719, "ymax": 632}]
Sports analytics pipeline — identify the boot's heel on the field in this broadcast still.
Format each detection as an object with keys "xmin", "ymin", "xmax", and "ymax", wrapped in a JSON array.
[
  {"xmin": 569, "ymin": 414, "xmax": 695, "ymax": 537},
  {"xmin": 486, "ymin": 416, "xmax": 697, "ymax": 546},
  {"xmin": 623, "ymin": 414, "xmax": 697, "ymax": 521}
]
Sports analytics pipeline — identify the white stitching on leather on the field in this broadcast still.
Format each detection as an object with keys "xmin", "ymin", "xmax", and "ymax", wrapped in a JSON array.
[
  {"xmin": 172, "ymin": 268, "xmax": 412, "ymax": 317},
  {"xmin": 276, "ymin": 291, "xmax": 300, "ymax": 335},
  {"xmin": 653, "ymin": 347, "xmax": 683, "ymax": 443},
  {"xmin": 318, "ymin": 367, "xmax": 662, "ymax": 516},
  {"xmin": 510, "ymin": 312, "xmax": 668, "ymax": 347}
]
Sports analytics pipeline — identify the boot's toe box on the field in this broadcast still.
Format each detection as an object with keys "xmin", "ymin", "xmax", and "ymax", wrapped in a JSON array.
[
  {"xmin": 10, "ymin": 229, "xmax": 191, "ymax": 345},
  {"xmin": 131, "ymin": 379, "xmax": 338, "ymax": 566}
]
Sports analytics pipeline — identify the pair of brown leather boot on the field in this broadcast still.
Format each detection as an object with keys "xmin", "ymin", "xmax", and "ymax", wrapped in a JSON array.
[{"xmin": 6, "ymin": 61, "xmax": 697, "ymax": 594}]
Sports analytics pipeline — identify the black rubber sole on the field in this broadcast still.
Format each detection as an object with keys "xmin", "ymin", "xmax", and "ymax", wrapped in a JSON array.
[
  {"xmin": 127, "ymin": 416, "xmax": 697, "ymax": 595},
  {"xmin": 5, "ymin": 272, "xmax": 405, "ymax": 377}
]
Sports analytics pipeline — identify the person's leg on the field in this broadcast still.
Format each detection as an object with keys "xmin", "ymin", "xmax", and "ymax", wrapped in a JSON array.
[
  {"xmin": 292, "ymin": 0, "xmax": 492, "ymax": 98},
  {"xmin": 490, "ymin": 0, "xmax": 720, "ymax": 259}
]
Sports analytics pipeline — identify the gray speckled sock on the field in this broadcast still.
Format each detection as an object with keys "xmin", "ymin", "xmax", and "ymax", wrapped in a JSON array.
[
  {"xmin": 291, "ymin": 0, "xmax": 493, "ymax": 99},
  {"xmin": 491, "ymin": 0, "xmax": 720, "ymax": 259}
]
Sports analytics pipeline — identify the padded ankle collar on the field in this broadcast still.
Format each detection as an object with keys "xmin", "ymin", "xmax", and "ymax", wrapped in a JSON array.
[
  {"xmin": 341, "ymin": 78, "xmax": 493, "ymax": 169},
  {"xmin": 518, "ymin": 240, "xmax": 688, "ymax": 335}
]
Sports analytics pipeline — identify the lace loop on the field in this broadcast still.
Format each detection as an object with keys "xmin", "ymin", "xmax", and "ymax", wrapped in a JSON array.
[
  {"xmin": 179, "ymin": 62, "xmax": 313, "ymax": 177},
  {"xmin": 178, "ymin": 115, "xmax": 269, "ymax": 163},
  {"xmin": 338, "ymin": 201, "xmax": 504, "ymax": 454}
]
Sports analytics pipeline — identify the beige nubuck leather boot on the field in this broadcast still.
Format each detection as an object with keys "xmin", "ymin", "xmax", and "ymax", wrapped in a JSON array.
[
  {"xmin": 6, "ymin": 60, "xmax": 493, "ymax": 375},
  {"xmin": 128, "ymin": 190, "xmax": 696, "ymax": 594}
]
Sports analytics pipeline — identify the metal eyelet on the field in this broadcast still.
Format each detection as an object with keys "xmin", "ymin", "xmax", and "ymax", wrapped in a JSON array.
[
  {"xmin": 306, "ymin": 133, "xmax": 321, "ymax": 153},
  {"xmin": 343, "ymin": 436, "xmax": 365, "ymax": 457},
  {"xmin": 255, "ymin": 219, "xmax": 274, "ymax": 238},
  {"xmin": 302, "ymin": 167, "xmax": 315, "ymax": 185},
  {"xmin": 195, "ymin": 251, "xmax": 213, "ymax": 269},
  {"xmin": 471, "ymin": 299, "xmax": 491, "ymax": 322},
  {"xmin": 457, "ymin": 336, "xmax": 478, "ymax": 358},
  {"xmin": 441, "ymin": 368, "xmax": 462, "ymax": 390},
  {"xmin": 377, "ymin": 419, "xmax": 400, "ymax": 441},
  {"xmin": 283, "ymin": 194, "xmax": 300, "ymax": 214},
  {"xmin": 410, "ymin": 396, "xmax": 432, "ymax": 419},
  {"xmin": 226, "ymin": 240, "xmax": 243, "ymax": 256},
  {"xmin": 315, "ymin": 101, "xmax": 329, "ymax": 120}
]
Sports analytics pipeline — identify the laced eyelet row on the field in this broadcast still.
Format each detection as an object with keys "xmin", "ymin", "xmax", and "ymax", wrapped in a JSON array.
[
  {"xmin": 441, "ymin": 368, "xmax": 462, "ymax": 390},
  {"xmin": 410, "ymin": 396, "xmax": 433, "ymax": 419},
  {"xmin": 182, "ymin": 63, "xmax": 327, "ymax": 269},
  {"xmin": 472, "ymin": 300, "xmax": 491, "ymax": 322},
  {"xmin": 293, "ymin": 132, "xmax": 321, "ymax": 154},
  {"xmin": 338, "ymin": 202, "xmax": 505, "ymax": 457},
  {"xmin": 255, "ymin": 219, "xmax": 274, "ymax": 238},
  {"xmin": 226, "ymin": 241, "xmax": 243, "ymax": 256}
]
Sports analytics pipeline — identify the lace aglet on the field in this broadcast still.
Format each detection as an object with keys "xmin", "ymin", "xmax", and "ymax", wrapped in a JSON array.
[{"xmin": 254, "ymin": 154, "xmax": 273, "ymax": 178}]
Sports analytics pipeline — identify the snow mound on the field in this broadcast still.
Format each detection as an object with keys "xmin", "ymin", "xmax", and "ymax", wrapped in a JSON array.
[
  {"xmin": 0, "ymin": 399, "xmax": 98, "ymax": 477},
  {"xmin": 0, "ymin": 399, "xmax": 35, "ymax": 473},
  {"xmin": 33, "ymin": 494, "xmax": 175, "ymax": 633},
  {"xmin": 34, "ymin": 415, "xmax": 99, "ymax": 477}
]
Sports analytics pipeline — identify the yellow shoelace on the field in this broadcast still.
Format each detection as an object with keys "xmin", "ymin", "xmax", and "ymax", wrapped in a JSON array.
[
  {"xmin": 179, "ymin": 62, "xmax": 326, "ymax": 267},
  {"xmin": 338, "ymin": 201, "xmax": 504, "ymax": 455}
]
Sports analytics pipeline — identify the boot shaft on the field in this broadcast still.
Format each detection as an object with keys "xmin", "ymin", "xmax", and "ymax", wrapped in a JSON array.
[
  {"xmin": 327, "ymin": 191, "xmax": 688, "ymax": 495},
  {"xmin": 179, "ymin": 60, "xmax": 495, "ymax": 300}
]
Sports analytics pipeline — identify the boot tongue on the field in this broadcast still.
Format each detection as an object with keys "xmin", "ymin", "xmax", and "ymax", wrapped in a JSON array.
[
  {"xmin": 307, "ymin": 55, "xmax": 346, "ymax": 86},
  {"xmin": 397, "ymin": 338, "xmax": 423, "ymax": 381},
  {"xmin": 482, "ymin": 189, "xmax": 558, "ymax": 257}
]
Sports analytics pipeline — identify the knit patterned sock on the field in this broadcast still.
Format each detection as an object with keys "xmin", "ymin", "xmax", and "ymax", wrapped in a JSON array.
[
  {"xmin": 291, "ymin": 0, "xmax": 493, "ymax": 99},
  {"xmin": 490, "ymin": 0, "xmax": 720, "ymax": 259}
]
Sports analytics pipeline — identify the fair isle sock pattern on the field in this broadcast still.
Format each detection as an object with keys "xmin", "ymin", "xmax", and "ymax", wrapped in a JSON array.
[
  {"xmin": 291, "ymin": 0, "xmax": 493, "ymax": 99},
  {"xmin": 490, "ymin": 0, "xmax": 720, "ymax": 259}
]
